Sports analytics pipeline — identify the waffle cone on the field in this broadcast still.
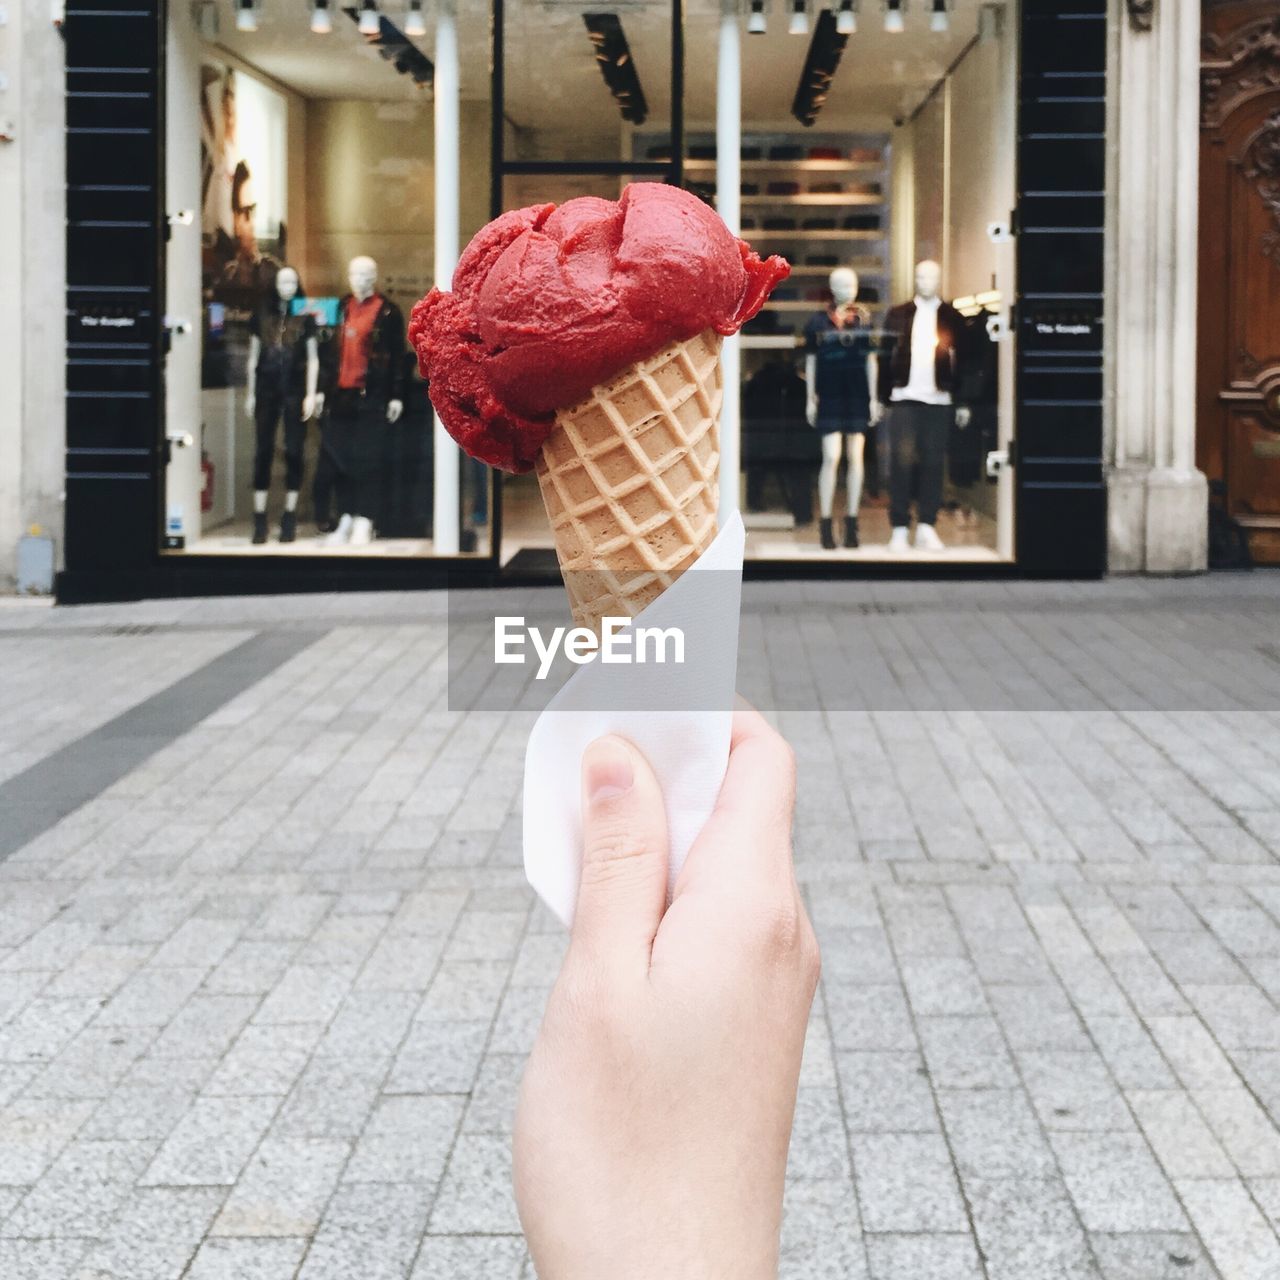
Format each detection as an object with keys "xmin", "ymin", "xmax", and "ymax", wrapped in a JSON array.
[{"xmin": 535, "ymin": 328, "xmax": 722, "ymax": 632}]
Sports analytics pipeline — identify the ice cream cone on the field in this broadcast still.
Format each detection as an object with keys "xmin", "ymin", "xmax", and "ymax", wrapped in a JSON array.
[{"xmin": 535, "ymin": 327, "xmax": 723, "ymax": 632}]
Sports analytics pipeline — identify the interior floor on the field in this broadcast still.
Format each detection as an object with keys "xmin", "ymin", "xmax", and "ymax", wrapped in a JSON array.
[
  {"xmin": 499, "ymin": 476, "xmax": 999, "ymax": 565},
  {"xmin": 181, "ymin": 521, "xmax": 490, "ymax": 558}
]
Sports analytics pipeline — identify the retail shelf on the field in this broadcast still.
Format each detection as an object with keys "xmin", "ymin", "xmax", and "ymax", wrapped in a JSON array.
[
  {"xmin": 739, "ymin": 193, "xmax": 882, "ymax": 207},
  {"xmin": 762, "ymin": 300, "xmax": 886, "ymax": 311},
  {"xmin": 785, "ymin": 263, "xmax": 886, "ymax": 276},
  {"xmin": 683, "ymin": 159, "xmax": 882, "ymax": 173},
  {"xmin": 741, "ymin": 334, "xmax": 802, "ymax": 350},
  {"xmin": 741, "ymin": 229, "xmax": 881, "ymax": 241}
]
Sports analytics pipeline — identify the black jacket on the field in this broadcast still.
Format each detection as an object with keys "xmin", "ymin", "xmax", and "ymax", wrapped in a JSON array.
[
  {"xmin": 324, "ymin": 293, "xmax": 406, "ymax": 404},
  {"xmin": 876, "ymin": 299, "xmax": 970, "ymax": 405}
]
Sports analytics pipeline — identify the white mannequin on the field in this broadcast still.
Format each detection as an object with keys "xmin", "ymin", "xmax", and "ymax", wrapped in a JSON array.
[
  {"xmin": 245, "ymin": 267, "xmax": 319, "ymax": 526},
  {"xmin": 326, "ymin": 255, "xmax": 404, "ymax": 548},
  {"xmin": 885, "ymin": 259, "xmax": 970, "ymax": 554},
  {"xmin": 805, "ymin": 267, "xmax": 878, "ymax": 549}
]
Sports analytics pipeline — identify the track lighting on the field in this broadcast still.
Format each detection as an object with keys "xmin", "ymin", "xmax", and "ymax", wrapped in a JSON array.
[
  {"xmin": 930, "ymin": 0, "xmax": 948, "ymax": 32},
  {"xmin": 883, "ymin": 0, "xmax": 904, "ymax": 32},
  {"xmin": 404, "ymin": 0, "xmax": 426, "ymax": 36},
  {"xmin": 234, "ymin": 0, "xmax": 258, "ymax": 32},
  {"xmin": 358, "ymin": 0, "xmax": 380, "ymax": 35},
  {"xmin": 748, "ymin": 0, "xmax": 766, "ymax": 34},
  {"xmin": 835, "ymin": 0, "xmax": 856, "ymax": 34},
  {"xmin": 788, "ymin": 0, "xmax": 808, "ymax": 35},
  {"xmin": 310, "ymin": 0, "xmax": 331, "ymax": 33}
]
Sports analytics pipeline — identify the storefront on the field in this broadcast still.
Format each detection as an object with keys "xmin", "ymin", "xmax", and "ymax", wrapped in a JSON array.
[{"xmin": 59, "ymin": 0, "xmax": 1106, "ymax": 602}]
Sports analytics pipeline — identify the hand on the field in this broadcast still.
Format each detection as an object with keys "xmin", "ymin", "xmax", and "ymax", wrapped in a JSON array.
[
  {"xmin": 244, "ymin": 392, "xmax": 255, "ymax": 420},
  {"xmin": 313, "ymin": 392, "xmax": 325, "ymax": 419},
  {"xmin": 869, "ymin": 399, "xmax": 883, "ymax": 426},
  {"xmin": 301, "ymin": 394, "xmax": 316, "ymax": 422},
  {"xmin": 956, "ymin": 406, "xmax": 971, "ymax": 428},
  {"xmin": 805, "ymin": 396, "xmax": 818, "ymax": 428},
  {"xmin": 514, "ymin": 707, "xmax": 819, "ymax": 1280},
  {"xmin": 386, "ymin": 398, "xmax": 404, "ymax": 423}
]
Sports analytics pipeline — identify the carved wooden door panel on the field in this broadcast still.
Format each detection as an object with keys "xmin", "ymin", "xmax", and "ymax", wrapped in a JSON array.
[{"xmin": 1199, "ymin": 4, "xmax": 1280, "ymax": 562}]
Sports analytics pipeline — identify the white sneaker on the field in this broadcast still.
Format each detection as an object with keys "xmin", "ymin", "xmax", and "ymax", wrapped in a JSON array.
[
  {"xmin": 915, "ymin": 523, "xmax": 945, "ymax": 552},
  {"xmin": 324, "ymin": 514, "xmax": 353, "ymax": 547},
  {"xmin": 887, "ymin": 526, "xmax": 911, "ymax": 553},
  {"xmin": 349, "ymin": 516, "xmax": 374, "ymax": 547}
]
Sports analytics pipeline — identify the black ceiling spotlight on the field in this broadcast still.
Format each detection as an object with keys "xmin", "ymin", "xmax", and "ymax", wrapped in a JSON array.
[
  {"xmin": 748, "ymin": 0, "xmax": 767, "ymax": 34},
  {"xmin": 341, "ymin": 6, "xmax": 435, "ymax": 86},
  {"xmin": 583, "ymin": 14, "xmax": 648, "ymax": 126},
  {"xmin": 791, "ymin": 8, "xmax": 848, "ymax": 127}
]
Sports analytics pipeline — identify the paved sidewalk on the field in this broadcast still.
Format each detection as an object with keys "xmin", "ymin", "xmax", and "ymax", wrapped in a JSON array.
[{"xmin": 3, "ymin": 577, "xmax": 1280, "ymax": 1278}]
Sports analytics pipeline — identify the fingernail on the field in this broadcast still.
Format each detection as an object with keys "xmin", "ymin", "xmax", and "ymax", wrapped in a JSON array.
[{"xmin": 584, "ymin": 737, "xmax": 634, "ymax": 804}]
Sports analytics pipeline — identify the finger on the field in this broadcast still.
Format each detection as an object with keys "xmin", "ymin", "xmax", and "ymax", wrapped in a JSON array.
[
  {"xmin": 673, "ymin": 705, "xmax": 796, "ymax": 899},
  {"xmin": 571, "ymin": 734, "xmax": 670, "ymax": 969}
]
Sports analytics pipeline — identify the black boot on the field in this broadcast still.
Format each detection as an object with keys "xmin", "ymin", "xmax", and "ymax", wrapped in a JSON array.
[
  {"xmin": 279, "ymin": 511, "xmax": 297, "ymax": 543},
  {"xmin": 820, "ymin": 517, "xmax": 836, "ymax": 550},
  {"xmin": 844, "ymin": 515, "xmax": 859, "ymax": 549},
  {"xmin": 252, "ymin": 512, "xmax": 268, "ymax": 545}
]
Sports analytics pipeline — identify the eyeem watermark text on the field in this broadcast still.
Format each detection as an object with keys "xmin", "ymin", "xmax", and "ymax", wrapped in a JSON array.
[{"xmin": 494, "ymin": 616, "xmax": 685, "ymax": 680}]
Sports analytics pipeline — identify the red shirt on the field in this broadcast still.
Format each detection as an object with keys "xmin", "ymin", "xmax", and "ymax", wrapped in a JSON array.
[{"xmin": 337, "ymin": 294, "xmax": 383, "ymax": 390}]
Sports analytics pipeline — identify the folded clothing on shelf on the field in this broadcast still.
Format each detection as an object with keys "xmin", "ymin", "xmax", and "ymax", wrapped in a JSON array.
[
  {"xmin": 647, "ymin": 143, "xmax": 672, "ymax": 160},
  {"xmin": 843, "ymin": 214, "xmax": 881, "ymax": 230},
  {"xmin": 801, "ymin": 217, "xmax": 837, "ymax": 230},
  {"xmin": 771, "ymin": 286, "xmax": 800, "ymax": 301},
  {"xmin": 805, "ymin": 253, "xmax": 839, "ymax": 266},
  {"xmin": 740, "ymin": 145, "xmax": 762, "ymax": 160},
  {"xmin": 740, "ymin": 216, "xmax": 758, "ymax": 230},
  {"xmin": 847, "ymin": 182, "xmax": 883, "ymax": 197},
  {"xmin": 808, "ymin": 182, "xmax": 844, "ymax": 194},
  {"xmin": 762, "ymin": 217, "xmax": 798, "ymax": 230},
  {"xmin": 768, "ymin": 144, "xmax": 805, "ymax": 160},
  {"xmin": 808, "ymin": 146, "xmax": 843, "ymax": 160},
  {"xmin": 689, "ymin": 144, "xmax": 717, "ymax": 160},
  {"xmin": 848, "ymin": 146, "xmax": 881, "ymax": 162},
  {"xmin": 860, "ymin": 286, "xmax": 881, "ymax": 303},
  {"xmin": 766, "ymin": 180, "xmax": 802, "ymax": 195},
  {"xmin": 743, "ymin": 309, "xmax": 782, "ymax": 333},
  {"xmin": 740, "ymin": 183, "xmax": 760, "ymax": 196}
]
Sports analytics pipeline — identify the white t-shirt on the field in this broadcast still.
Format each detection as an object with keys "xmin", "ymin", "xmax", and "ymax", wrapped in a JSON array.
[{"xmin": 890, "ymin": 295, "xmax": 952, "ymax": 405}]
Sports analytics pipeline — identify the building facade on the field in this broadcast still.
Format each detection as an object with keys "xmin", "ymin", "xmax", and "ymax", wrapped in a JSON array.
[{"xmin": 0, "ymin": 0, "xmax": 1255, "ymax": 598}]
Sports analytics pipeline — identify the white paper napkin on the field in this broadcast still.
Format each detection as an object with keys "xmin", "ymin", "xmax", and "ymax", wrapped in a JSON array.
[{"xmin": 522, "ymin": 512, "xmax": 746, "ymax": 927}]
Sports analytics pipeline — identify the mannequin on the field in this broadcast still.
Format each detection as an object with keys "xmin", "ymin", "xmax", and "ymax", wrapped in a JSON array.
[
  {"xmin": 245, "ymin": 266, "xmax": 319, "ymax": 544},
  {"xmin": 804, "ymin": 267, "xmax": 878, "ymax": 549},
  {"xmin": 319, "ymin": 255, "xmax": 406, "ymax": 547},
  {"xmin": 875, "ymin": 259, "xmax": 971, "ymax": 553}
]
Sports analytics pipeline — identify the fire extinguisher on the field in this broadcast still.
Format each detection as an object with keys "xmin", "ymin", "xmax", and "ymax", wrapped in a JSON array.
[{"xmin": 201, "ymin": 450, "xmax": 215, "ymax": 514}]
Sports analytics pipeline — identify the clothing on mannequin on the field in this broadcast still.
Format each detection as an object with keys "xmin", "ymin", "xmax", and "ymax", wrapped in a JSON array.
[
  {"xmin": 803, "ymin": 267, "xmax": 878, "ymax": 550},
  {"xmin": 244, "ymin": 266, "xmax": 318, "ymax": 544},
  {"xmin": 876, "ymin": 260, "xmax": 971, "ymax": 551},
  {"xmin": 316, "ymin": 255, "xmax": 406, "ymax": 547}
]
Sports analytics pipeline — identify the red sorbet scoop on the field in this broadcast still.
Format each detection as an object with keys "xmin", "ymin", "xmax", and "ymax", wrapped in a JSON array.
[{"xmin": 409, "ymin": 182, "xmax": 790, "ymax": 473}]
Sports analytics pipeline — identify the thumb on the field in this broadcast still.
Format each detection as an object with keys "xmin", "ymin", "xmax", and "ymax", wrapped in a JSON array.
[{"xmin": 572, "ymin": 735, "xmax": 669, "ymax": 969}]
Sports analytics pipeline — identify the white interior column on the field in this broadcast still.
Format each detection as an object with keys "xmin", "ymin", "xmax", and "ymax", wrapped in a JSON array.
[
  {"xmin": 1105, "ymin": 0, "xmax": 1206, "ymax": 572},
  {"xmin": 716, "ymin": 1, "xmax": 741, "ymax": 526},
  {"xmin": 432, "ymin": 0, "xmax": 461, "ymax": 555}
]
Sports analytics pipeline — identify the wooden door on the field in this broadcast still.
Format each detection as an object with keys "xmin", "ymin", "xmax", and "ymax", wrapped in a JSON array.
[{"xmin": 1199, "ymin": 3, "xmax": 1280, "ymax": 562}]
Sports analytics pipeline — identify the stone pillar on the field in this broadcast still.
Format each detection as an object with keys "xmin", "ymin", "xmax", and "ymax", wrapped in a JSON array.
[
  {"xmin": 1106, "ymin": 0, "xmax": 1208, "ymax": 573},
  {"xmin": 0, "ymin": 5, "xmax": 66, "ymax": 592}
]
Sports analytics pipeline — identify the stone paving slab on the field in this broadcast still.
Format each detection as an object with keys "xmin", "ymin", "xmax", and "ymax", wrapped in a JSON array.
[{"xmin": 2, "ymin": 580, "xmax": 1280, "ymax": 1276}]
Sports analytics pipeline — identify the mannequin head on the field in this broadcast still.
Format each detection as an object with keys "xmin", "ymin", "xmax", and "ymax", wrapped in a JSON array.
[
  {"xmin": 914, "ymin": 259, "xmax": 942, "ymax": 301},
  {"xmin": 275, "ymin": 267, "xmax": 299, "ymax": 303},
  {"xmin": 829, "ymin": 267, "xmax": 859, "ymax": 307},
  {"xmin": 348, "ymin": 256, "xmax": 378, "ymax": 301}
]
